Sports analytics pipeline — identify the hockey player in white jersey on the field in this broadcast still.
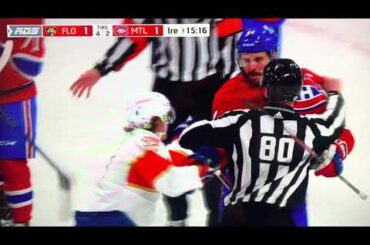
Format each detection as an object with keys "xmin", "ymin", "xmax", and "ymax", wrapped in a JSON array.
[{"xmin": 74, "ymin": 92, "xmax": 224, "ymax": 226}]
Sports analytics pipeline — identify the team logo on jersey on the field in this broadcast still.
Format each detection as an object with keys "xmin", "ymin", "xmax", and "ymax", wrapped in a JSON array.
[
  {"xmin": 298, "ymin": 85, "xmax": 322, "ymax": 101},
  {"xmin": 141, "ymin": 136, "xmax": 160, "ymax": 151},
  {"xmin": 335, "ymin": 138, "xmax": 348, "ymax": 159},
  {"xmin": 294, "ymin": 85, "xmax": 327, "ymax": 114},
  {"xmin": 46, "ymin": 27, "xmax": 57, "ymax": 36}
]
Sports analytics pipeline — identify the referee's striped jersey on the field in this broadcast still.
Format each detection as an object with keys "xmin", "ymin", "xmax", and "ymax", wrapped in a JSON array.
[
  {"xmin": 94, "ymin": 18, "xmax": 240, "ymax": 82},
  {"xmin": 179, "ymin": 93, "xmax": 345, "ymax": 208}
]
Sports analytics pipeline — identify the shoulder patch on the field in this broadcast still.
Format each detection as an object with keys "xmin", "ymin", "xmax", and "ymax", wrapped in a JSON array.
[{"xmin": 141, "ymin": 136, "xmax": 160, "ymax": 151}]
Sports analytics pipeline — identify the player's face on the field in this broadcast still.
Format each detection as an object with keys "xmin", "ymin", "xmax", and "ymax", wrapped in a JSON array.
[
  {"xmin": 157, "ymin": 122, "xmax": 168, "ymax": 141},
  {"xmin": 239, "ymin": 52, "xmax": 271, "ymax": 86},
  {"xmin": 153, "ymin": 118, "xmax": 168, "ymax": 141}
]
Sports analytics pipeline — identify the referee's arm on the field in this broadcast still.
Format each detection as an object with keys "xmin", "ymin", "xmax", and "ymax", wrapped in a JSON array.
[
  {"xmin": 94, "ymin": 18, "xmax": 151, "ymax": 76},
  {"xmin": 179, "ymin": 113, "xmax": 243, "ymax": 151},
  {"xmin": 308, "ymin": 92, "xmax": 346, "ymax": 150}
]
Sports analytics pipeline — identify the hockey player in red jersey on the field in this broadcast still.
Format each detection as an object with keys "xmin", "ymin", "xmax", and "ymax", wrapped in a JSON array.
[
  {"xmin": 212, "ymin": 25, "xmax": 355, "ymax": 226},
  {"xmin": 74, "ymin": 92, "xmax": 226, "ymax": 226},
  {"xmin": 0, "ymin": 18, "xmax": 45, "ymax": 226}
]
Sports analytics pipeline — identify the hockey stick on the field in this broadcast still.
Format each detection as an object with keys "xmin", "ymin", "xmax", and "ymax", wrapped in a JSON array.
[
  {"xmin": 202, "ymin": 168, "xmax": 232, "ymax": 190},
  {"xmin": 338, "ymin": 175, "xmax": 368, "ymax": 200},
  {"xmin": 244, "ymin": 100, "xmax": 368, "ymax": 201},
  {"xmin": 0, "ymin": 107, "xmax": 71, "ymax": 191},
  {"xmin": 214, "ymin": 170, "xmax": 232, "ymax": 190}
]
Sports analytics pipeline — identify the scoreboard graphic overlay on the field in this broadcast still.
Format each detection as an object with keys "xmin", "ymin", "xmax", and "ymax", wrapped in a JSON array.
[{"xmin": 7, "ymin": 24, "xmax": 210, "ymax": 38}]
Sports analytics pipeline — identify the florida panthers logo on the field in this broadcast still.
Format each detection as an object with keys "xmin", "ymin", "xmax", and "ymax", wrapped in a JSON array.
[{"xmin": 46, "ymin": 27, "xmax": 57, "ymax": 36}]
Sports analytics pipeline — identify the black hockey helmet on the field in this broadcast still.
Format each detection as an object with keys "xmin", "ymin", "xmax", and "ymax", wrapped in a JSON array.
[{"xmin": 261, "ymin": 58, "xmax": 302, "ymax": 102}]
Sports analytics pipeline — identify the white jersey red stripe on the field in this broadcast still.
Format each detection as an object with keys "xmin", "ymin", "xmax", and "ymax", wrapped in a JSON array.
[{"xmin": 78, "ymin": 128, "xmax": 206, "ymax": 226}]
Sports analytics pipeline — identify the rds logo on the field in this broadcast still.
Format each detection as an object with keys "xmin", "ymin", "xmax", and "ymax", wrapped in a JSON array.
[{"xmin": 7, "ymin": 25, "xmax": 42, "ymax": 37}]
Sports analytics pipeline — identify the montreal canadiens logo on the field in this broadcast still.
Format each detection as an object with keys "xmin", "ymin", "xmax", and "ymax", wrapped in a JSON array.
[
  {"xmin": 113, "ymin": 26, "xmax": 127, "ymax": 36},
  {"xmin": 335, "ymin": 139, "xmax": 348, "ymax": 158},
  {"xmin": 294, "ymin": 84, "xmax": 327, "ymax": 113},
  {"xmin": 298, "ymin": 85, "xmax": 323, "ymax": 101}
]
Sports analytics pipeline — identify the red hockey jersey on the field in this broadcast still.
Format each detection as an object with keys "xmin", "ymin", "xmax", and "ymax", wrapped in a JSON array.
[
  {"xmin": 212, "ymin": 69, "xmax": 355, "ymax": 177},
  {"xmin": 0, "ymin": 18, "xmax": 45, "ymax": 104}
]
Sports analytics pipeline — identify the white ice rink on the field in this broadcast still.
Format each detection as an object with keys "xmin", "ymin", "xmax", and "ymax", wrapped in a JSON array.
[{"xmin": 28, "ymin": 19, "xmax": 370, "ymax": 226}]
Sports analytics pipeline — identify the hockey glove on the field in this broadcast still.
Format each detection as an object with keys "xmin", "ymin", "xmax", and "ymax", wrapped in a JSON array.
[
  {"xmin": 189, "ymin": 146, "xmax": 227, "ymax": 170},
  {"xmin": 311, "ymin": 144, "xmax": 343, "ymax": 177}
]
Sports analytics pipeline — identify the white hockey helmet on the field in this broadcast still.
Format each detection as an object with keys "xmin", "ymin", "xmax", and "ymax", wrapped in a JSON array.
[{"xmin": 123, "ymin": 92, "xmax": 176, "ymax": 131}]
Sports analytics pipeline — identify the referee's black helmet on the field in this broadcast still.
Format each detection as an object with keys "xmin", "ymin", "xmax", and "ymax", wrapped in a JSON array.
[{"xmin": 262, "ymin": 58, "xmax": 303, "ymax": 102}]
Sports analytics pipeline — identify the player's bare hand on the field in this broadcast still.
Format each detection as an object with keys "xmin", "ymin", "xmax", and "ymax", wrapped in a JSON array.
[
  {"xmin": 70, "ymin": 68, "xmax": 102, "ymax": 98},
  {"xmin": 321, "ymin": 77, "xmax": 342, "ymax": 93}
]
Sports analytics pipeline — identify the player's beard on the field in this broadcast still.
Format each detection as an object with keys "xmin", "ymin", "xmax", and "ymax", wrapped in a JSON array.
[{"xmin": 242, "ymin": 70, "xmax": 262, "ymax": 87}]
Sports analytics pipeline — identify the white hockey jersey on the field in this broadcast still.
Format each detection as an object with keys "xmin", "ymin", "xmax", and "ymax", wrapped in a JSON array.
[{"xmin": 78, "ymin": 128, "xmax": 207, "ymax": 226}]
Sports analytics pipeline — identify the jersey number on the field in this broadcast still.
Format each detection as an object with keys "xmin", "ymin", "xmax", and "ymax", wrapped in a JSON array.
[
  {"xmin": 259, "ymin": 136, "xmax": 295, "ymax": 163},
  {"xmin": 20, "ymin": 38, "xmax": 41, "ymax": 52}
]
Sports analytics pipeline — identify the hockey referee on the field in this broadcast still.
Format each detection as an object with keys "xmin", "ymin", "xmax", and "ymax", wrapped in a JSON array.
[{"xmin": 179, "ymin": 59, "xmax": 346, "ymax": 226}]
